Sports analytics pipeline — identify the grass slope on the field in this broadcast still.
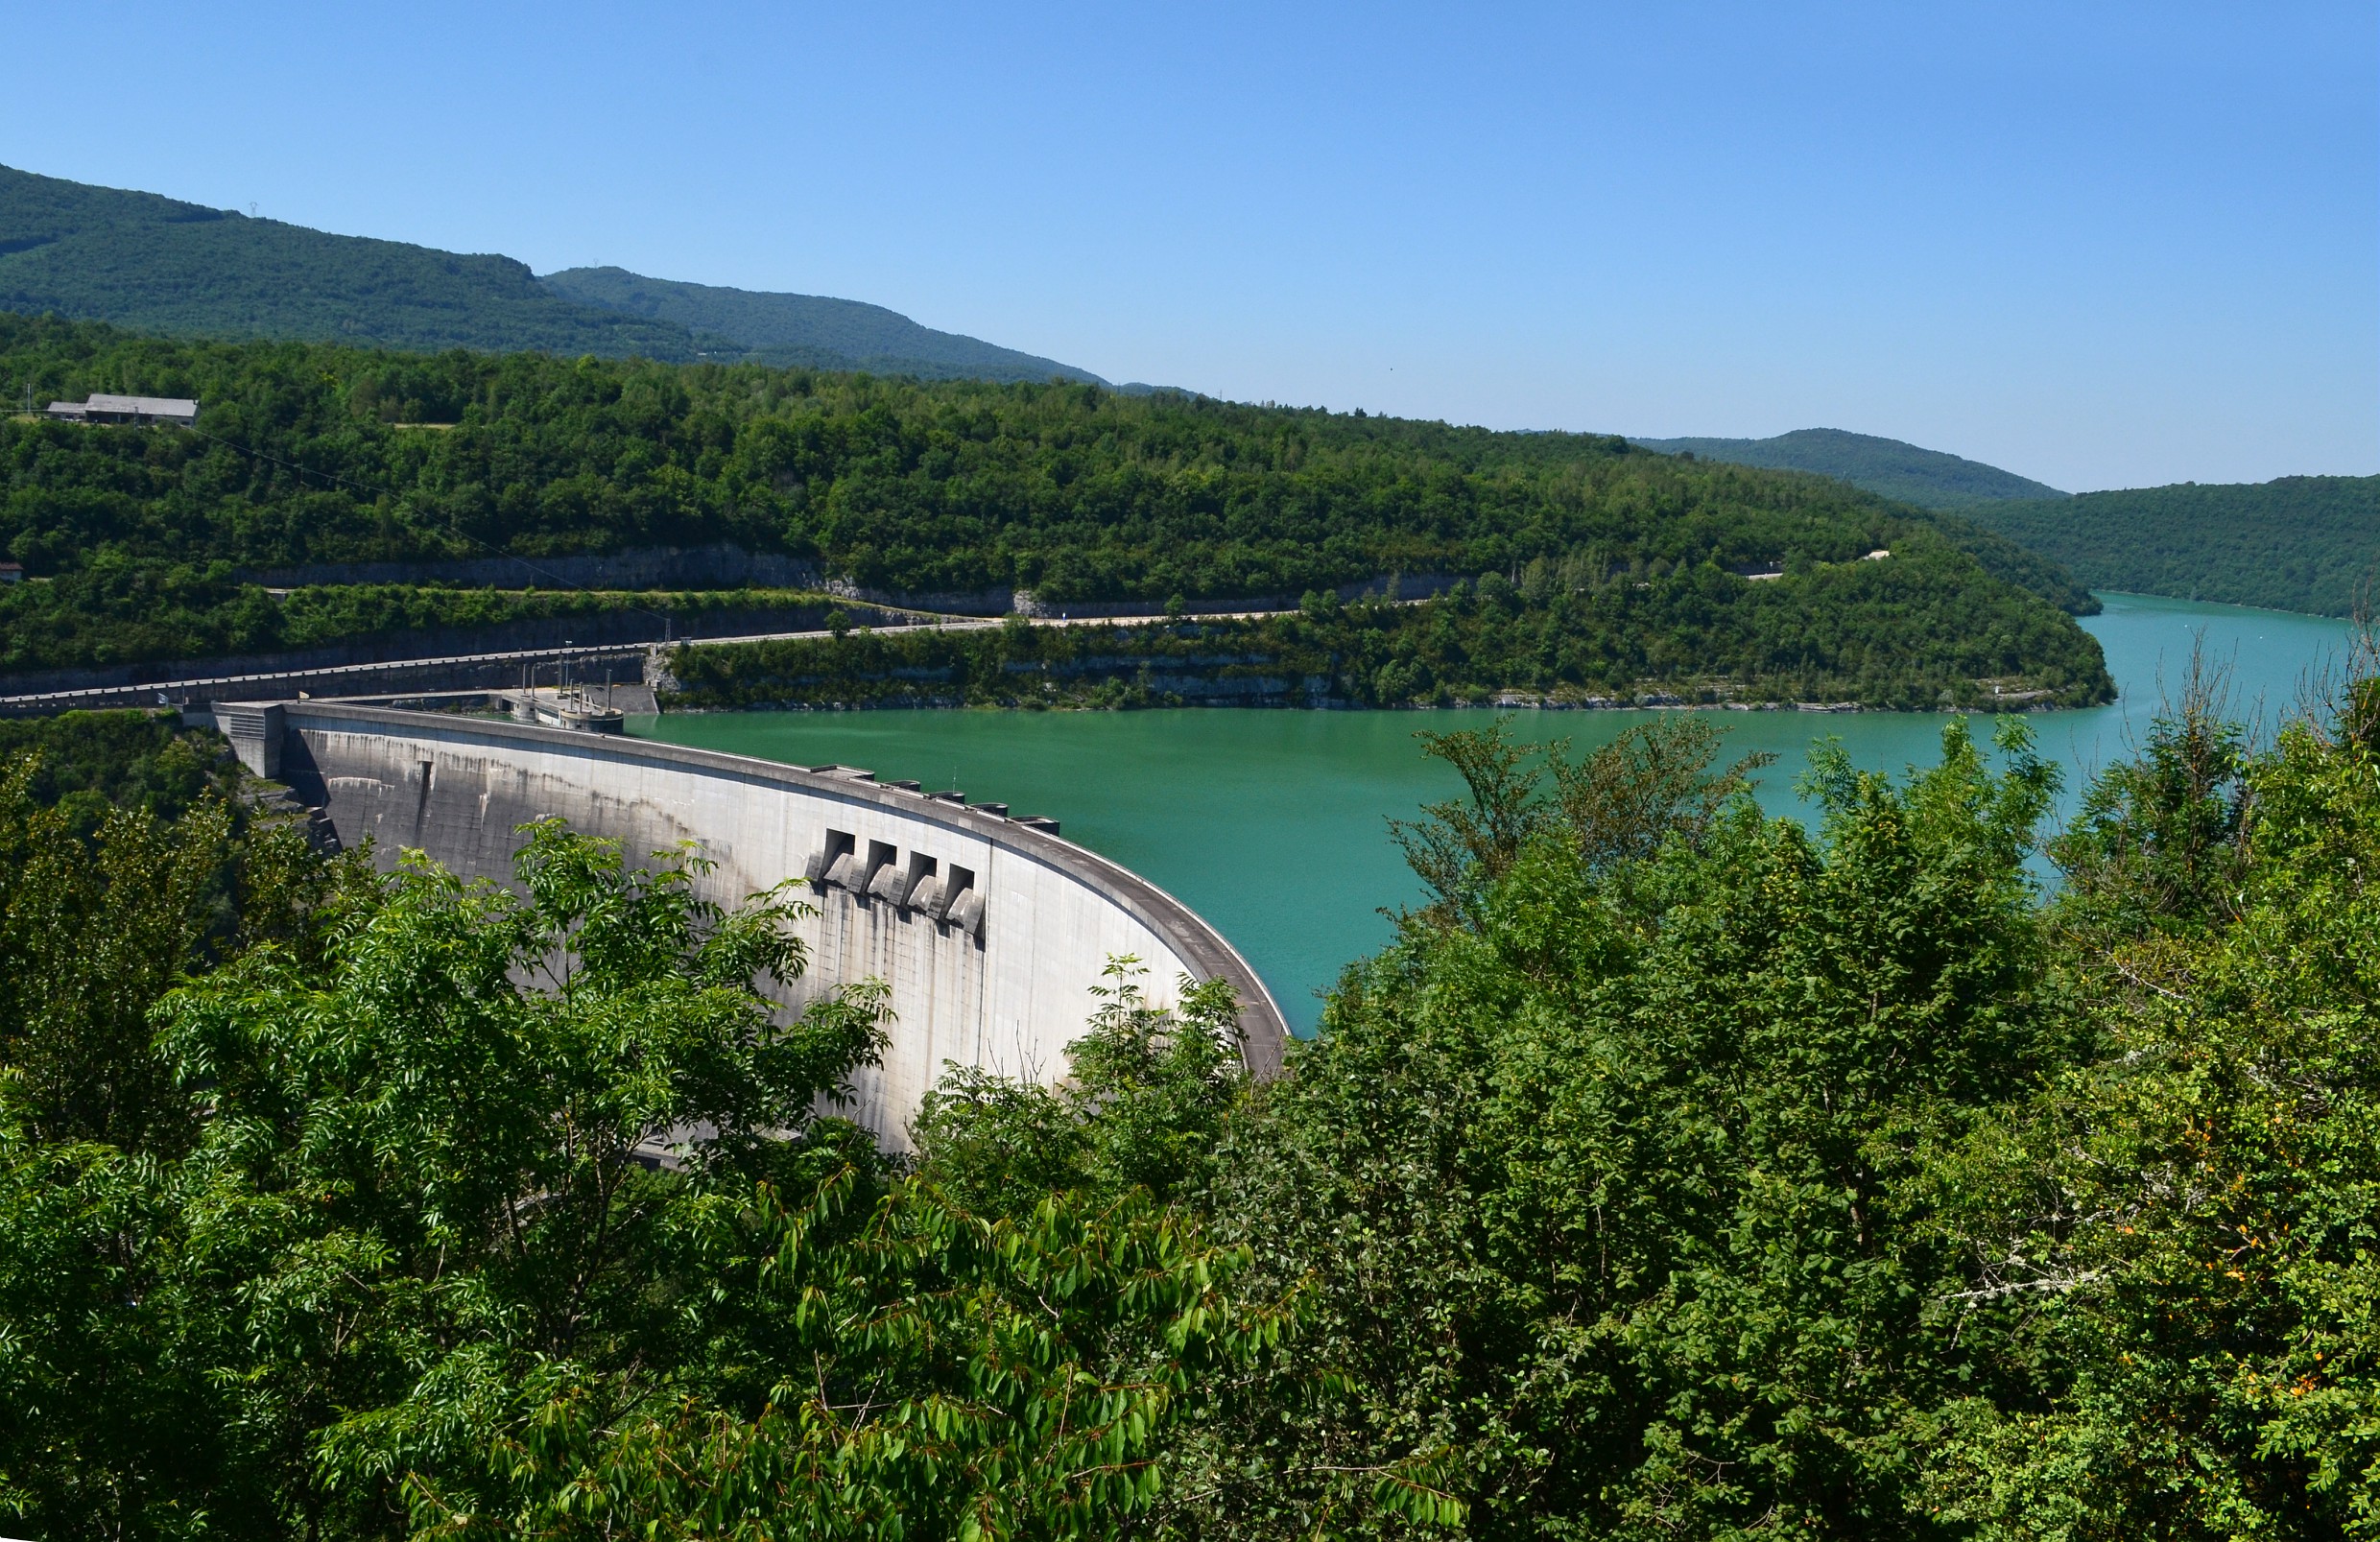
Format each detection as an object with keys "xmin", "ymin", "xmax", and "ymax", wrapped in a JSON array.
[
  {"xmin": 1631, "ymin": 427, "xmax": 2067, "ymax": 509},
  {"xmin": 540, "ymin": 267, "xmax": 1102, "ymax": 384},
  {"xmin": 1965, "ymin": 475, "xmax": 2380, "ymax": 617}
]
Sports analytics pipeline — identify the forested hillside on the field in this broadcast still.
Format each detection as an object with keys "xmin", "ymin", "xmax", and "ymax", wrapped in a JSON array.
[
  {"xmin": 0, "ymin": 164, "xmax": 689, "ymax": 358},
  {"xmin": 666, "ymin": 578, "xmax": 2113, "ymax": 712},
  {"xmin": 1966, "ymin": 474, "xmax": 2380, "ymax": 616},
  {"xmin": 0, "ymin": 708, "xmax": 242, "ymax": 833},
  {"xmin": 1632, "ymin": 427, "xmax": 2068, "ymax": 508},
  {"xmin": 6, "ymin": 668, "xmax": 2378, "ymax": 1537},
  {"xmin": 0, "ymin": 576, "xmax": 850, "ymax": 676},
  {"xmin": 0, "ymin": 313, "xmax": 2108, "ymax": 703},
  {"xmin": 1889, "ymin": 503, "xmax": 2098, "ymax": 614},
  {"xmin": 0, "ymin": 164, "xmax": 1100, "ymax": 381},
  {"xmin": 540, "ymin": 267, "xmax": 1105, "ymax": 384}
]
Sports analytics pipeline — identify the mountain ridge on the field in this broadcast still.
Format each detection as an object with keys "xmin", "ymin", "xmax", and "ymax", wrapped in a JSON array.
[
  {"xmin": 1630, "ymin": 427, "xmax": 2068, "ymax": 509},
  {"xmin": 0, "ymin": 163, "xmax": 1105, "ymax": 384},
  {"xmin": 537, "ymin": 266, "xmax": 1103, "ymax": 384}
]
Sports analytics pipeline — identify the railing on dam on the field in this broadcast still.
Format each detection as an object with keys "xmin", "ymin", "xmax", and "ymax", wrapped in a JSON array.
[{"xmin": 212, "ymin": 701, "xmax": 1289, "ymax": 1149}]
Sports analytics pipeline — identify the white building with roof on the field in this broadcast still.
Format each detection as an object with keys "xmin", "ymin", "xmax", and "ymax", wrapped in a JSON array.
[{"xmin": 43, "ymin": 393, "xmax": 200, "ymax": 427}]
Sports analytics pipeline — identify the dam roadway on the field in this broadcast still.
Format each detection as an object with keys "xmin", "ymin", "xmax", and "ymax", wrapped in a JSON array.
[{"xmin": 215, "ymin": 700, "xmax": 1289, "ymax": 1150}]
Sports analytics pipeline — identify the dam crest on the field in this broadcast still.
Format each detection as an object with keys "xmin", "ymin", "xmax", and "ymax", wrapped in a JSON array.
[{"xmin": 213, "ymin": 701, "xmax": 1288, "ymax": 1149}]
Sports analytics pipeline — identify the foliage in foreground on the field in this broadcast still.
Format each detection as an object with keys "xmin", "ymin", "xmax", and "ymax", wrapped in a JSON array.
[
  {"xmin": 0, "ymin": 795, "xmax": 1292, "ymax": 1540},
  {"xmin": 0, "ymin": 723, "xmax": 341, "ymax": 1153},
  {"xmin": 916, "ymin": 694, "xmax": 2380, "ymax": 1538},
  {"xmin": 5, "ymin": 662, "xmax": 2380, "ymax": 1536}
]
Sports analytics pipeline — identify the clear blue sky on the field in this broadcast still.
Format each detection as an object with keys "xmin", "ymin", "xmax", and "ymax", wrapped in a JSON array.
[{"xmin": 4, "ymin": 2, "xmax": 2372, "ymax": 491}]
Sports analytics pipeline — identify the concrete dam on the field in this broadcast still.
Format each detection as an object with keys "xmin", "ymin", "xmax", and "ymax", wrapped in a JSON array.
[{"xmin": 217, "ymin": 701, "xmax": 1288, "ymax": 1148}]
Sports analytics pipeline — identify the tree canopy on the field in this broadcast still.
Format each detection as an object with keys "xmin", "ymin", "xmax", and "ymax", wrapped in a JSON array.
[
  {"xmin": 0, "ymin": 313, "xmax": 2106, "ymax": 707},
  {"xmin": 1967, "ymin": 474, "xmax": 2380, "ymax": 617},
  {"xmin": 11, "ymin": 652, "xmax": 2374, "ymax": 1534},
  {"xmin": 663, "ymin": 569, "xmax": 2114, "ymax": 712}
]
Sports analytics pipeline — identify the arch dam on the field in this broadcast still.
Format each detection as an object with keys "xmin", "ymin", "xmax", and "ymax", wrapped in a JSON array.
[{"xmin": 211, "ymin": 700, "xmax": 1289, "ymax": 1149}]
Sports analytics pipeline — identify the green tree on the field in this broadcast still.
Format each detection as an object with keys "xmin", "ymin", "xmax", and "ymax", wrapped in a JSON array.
[
  {"xmin": 914, "ymin": 961, "xmax": 1248, "ymax": 1218},
  {"xmin": 0, "ymin": 747, "xmax": 345, "ymax": 1152},
  {"xmin": 1920, "ymin": 680, "xmax": 2380, "ymax": 1536},
  {"xmin": 2051, "ymin": 654, "xmax": 2253, "ymax": 935},
  {"xmin": 147, "ymin": 820, "xmax": 880, "ymax": 1536},
  {"xmin": 11, "ymin": 630, "xmax": 2380, "ymax": 1539},
  {"xmin": 2, "ymin": 816, "xmax": 1307, "ymax": 1541},
  {"xmin": 1135, "ymin": 719, "xmax": 2069, "ymax": 1537},
  {"xmin": 376, "ymin": 1174, "xmax": 1299, "ymax": 1541},
  {"xmin": 0, "ymin": 310, "xmax": 2108, "ymax": 705},
  {"xmin": 1388, "ymin": 714, "xmax": 1769, "ymax": 925}
]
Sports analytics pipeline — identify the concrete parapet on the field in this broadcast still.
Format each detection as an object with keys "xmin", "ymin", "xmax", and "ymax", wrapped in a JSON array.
[{"xmin": 254, "ymin": 702, "xmax": 1287, "ymax": 1148}]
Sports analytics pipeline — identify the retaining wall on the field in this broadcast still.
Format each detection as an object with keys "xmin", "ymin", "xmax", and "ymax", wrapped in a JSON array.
[
  {"xmin": 237, "ymin": 544, "xmax": 826, "ymax": 591},
  {"xmin": 1009, "ymin": 571, "xmax": 1466, "ymax": 619},
  {"xmin": 223, "ymin": 702, "xmax": 1287, "ymax": 1149}
]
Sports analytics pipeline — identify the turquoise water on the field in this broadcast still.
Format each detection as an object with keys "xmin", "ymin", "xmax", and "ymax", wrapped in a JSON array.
[{"xmin": 632, "ymin": 593, "xmax": 2354, "ymax": 1031}]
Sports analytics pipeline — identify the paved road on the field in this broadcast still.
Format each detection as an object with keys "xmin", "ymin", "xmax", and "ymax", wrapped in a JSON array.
[{"xmin": 0, "ymin": 606, "xmax": 1317, "ymax": 713}]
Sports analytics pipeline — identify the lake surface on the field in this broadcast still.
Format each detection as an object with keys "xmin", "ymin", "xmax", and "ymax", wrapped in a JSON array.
[{"xmin": 632, "ymin": 593, "xmax": 2354, "ymax": 1032}]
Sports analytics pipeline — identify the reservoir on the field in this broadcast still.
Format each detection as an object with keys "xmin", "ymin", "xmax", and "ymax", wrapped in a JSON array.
[{"xmin": 634, "ymin": 593, "xmax": 2355, "ymax": 1032}]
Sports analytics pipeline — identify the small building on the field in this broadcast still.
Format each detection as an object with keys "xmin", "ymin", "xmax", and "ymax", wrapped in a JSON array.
[
  {"xmin": 0, "ymin": 562, "xmax": 21, "ymax": 584},
  {"xmin": 43, "ymin": 393, "xmax": 200, "ymax": 427}
]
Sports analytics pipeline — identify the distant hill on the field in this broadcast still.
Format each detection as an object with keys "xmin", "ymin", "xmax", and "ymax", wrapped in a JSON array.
[
  {"xmin": 539, "ymin": 268, "xmax": 1101, "ymax": 384},
  {"xmin": 0, "ymin": 164, "xmax": 692, "ymax": 358},
  {"xmin": 1964, "ymin": 476, "xmax": 2380, "ymax": 618},
  {"xmin": 1903, "ymin": 508, "xmax": 2101, "ymax": 616},
  {"xmin": 1630, "ymin": 428, "xmax": 2067, "ymax": 509},
  {"xmin": 0, "ymin": 163, "xmax": 1103, "ymax": 383}
]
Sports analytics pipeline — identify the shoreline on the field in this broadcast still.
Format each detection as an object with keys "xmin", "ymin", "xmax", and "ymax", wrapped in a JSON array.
[
  {"xmin": 652, "ymin": 692, "xmax": 2091, "ymax": 718},
  {"xmin": 2090, "ymin": 589, "xmax": 2361, "ymax": 623}
]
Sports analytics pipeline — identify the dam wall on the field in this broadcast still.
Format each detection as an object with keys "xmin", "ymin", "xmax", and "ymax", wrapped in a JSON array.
[{"xmin": 222, "ymin": 702, "xmax": 1287, "ymax": 1149}]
